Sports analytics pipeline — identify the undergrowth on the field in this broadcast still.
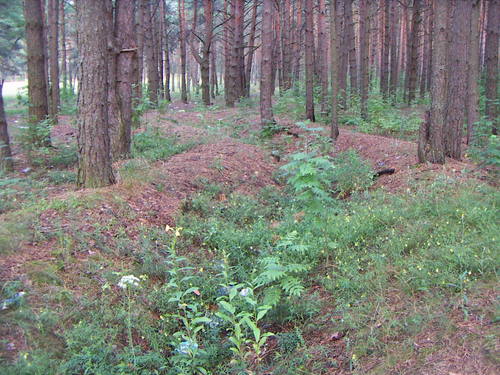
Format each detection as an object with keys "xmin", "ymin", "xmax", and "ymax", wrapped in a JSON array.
[{"xmin": 1, "ymin": 175, "xmax": 498, "ymax": 374}]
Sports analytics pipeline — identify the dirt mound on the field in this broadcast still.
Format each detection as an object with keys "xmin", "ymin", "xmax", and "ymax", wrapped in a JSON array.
[
  {"xmin": 335, "ymin": 129, "xmax": 477, "ymax": 191},
  {"xmin": 118, "ymin": 139, "xmax": 277, "ymax": 227}
]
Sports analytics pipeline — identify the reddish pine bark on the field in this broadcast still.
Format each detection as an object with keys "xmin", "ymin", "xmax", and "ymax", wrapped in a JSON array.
[
  {"xmin": 76, "ymin": 0, "xmax": 115, "ymax": 187},
  {"xmin": 418, "ymin": 0, "xmax": 447, "ymax": 164},
  {"xmin": 380, "ymin": 0, "xmax": 390, "ymax": 98},
  {"xmin": 260, "ymin": 0, "xmax": 275, "ymax": 127},
  {"xmin": 467, "ymin": 0, "xmax": 481, "ymax": 143},
  {"xmin": 48, "ymin": 0, "xmax": 60, "ymax": 121},
  {"xmin": 359, "ymin": 0, "xmax": 370, "ymax": 119},
  {"xmin": 330, "ymin": 0, "xmax": 340, "ymax": 139},
  {"xmin": 485, "ymin": 0, "xmax": 499, "ymax": 134},
  {"xmin": 305, "ymin": 0, "xmax": 316, "ymax": 122},
  {"xmin": 179, "ymin": 0, "xmax": 188, "ymax": 103},
  {"xmin": 24, "ymin": 0, "xmax": 50, "ymax": 131}
]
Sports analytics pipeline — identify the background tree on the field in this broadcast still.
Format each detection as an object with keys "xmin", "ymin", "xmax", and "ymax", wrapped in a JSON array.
[
  {"xmin": 485, "ymin": 0, "xmax": 499, "ymax": 134},
  {"xmin": 260, "ymin": 0, "xmax": 275, "ymax": 128},
  {"xmin": 418, "ymin": 0, "xmax": 447, "ymax": 164},
  {"xmin": 48, "ymin": 0, "xmax": 60, "ymax": 122},
  {"xmin": 0, "ymin": 0, "xmax": 24, "ymax": 172},
  {"xmin": 330, "ymin": 0, "xmax": 339, "ymax": 140},
  {"xmin": 0, "ymin": 80, "xmax": 13, "ymax": 172},
  {"xmin": 24, "ymin": 0, "xmax": 50, "ymax": 145},
  {"xmin": 113, "ymin": 0, "xmax": 138, "ymax": 158},
  {"xmin": 359, "ymin": 0, "xmax": 369, "ymax": 119},
  {"xmin": 76, "ymin": 0, "xmax": 115, "ymax": 188},
  {"xmin": 304, "ymin": 0, "xmax": 315, "ymax": 122}
]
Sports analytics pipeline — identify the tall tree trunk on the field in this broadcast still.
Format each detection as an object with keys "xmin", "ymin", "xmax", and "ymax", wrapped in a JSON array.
[
  {"xmin": 0, "ymin": 80, "xmax": 14, "ymax": 172},
  {"xmin": 144, "ymin": 0, "xmax": 159, "ymax": 105},
  {"xmin": 245, "ymin": 0, "xmax": 258, "ymax": 97},
  {"xmin": 260, "ymin": 0, "xmax": 275, "ymax": 127},
  {"xmin": 24, "ymin": 0, "xmax": 50, "ymax": 141},
  {"xmin": 48, "ymin": 0, "xmax": 60, "ymax": 122},
  {"xmin": 389, "ymin": 0, "xmax": 400, "ymax": 98},
  {"xmin": 466, "ymin": 0, "xmax": 481, "ymax": 144},
  {"xmin": 305, "ymin": 0, "xmax": 316, "ymax": 121},
  {"xmin": 318, "ymin": 0, "xmax": 329, "ymax": 115},
  {"xmin": 59, "ymin": 0, "xmax": 68, "ymax": 93},
  {"xmin": 337, "ymin": 0, "xmax": 348, "ymax": 108},
  {"xmin": 419, "ymin": 0, "xmax": 431, "ymax": 98},
  {"xmin": 163, "ymin": 1, "xmax": 171, "ymax": 102},
  {"xmin": 293, "ymin": 0, "xmax": 303, "ymax": 83},
  {"xmin": 418, "ymin": 0, "xmax": 447, "ymax": 164},
  {"xmin": 407, "ymin": 0, "xmax": 422, "ymax": 104},
  {"xmin": 330, "ymin": 0, "xmax": 339, "ymax": 140},
  {"xmin": 485, "ymin": 0, "xmax": 499, "ymax": 134},
  {"xmin": 380, "ymin": 0, "xmax": 390, "ymax": 98},
  {"xmin": 223, "ymin": 0, "xmax": 230, "ymax": 103},
  {"xmin": 136, "ymin": 0, "xmax": 145, "ymax": 99},
  {"xmin": 359, "ymin": 0, "xmax": 370, "ymax": 119},
  {"xmin": 345, "ymin": 0, "xmax": 357, "ymax": 96},
  {"xmin": 211, "ymin": 41, "xmax": 218, "ymax": 98},
  {"xmin": 179, "ymin": 0, "xmax": 188, "ymax": 103},
  {"xmin": 444, "ymin": 0, "xmax": 468, "ymax": 159},
  {"xmin": 76, "ymin": 0, "xmax": 115, "ymax": 188},
  {"xmin": 113, "ymin": 0, "xmax": 137, "ymax": 158}
]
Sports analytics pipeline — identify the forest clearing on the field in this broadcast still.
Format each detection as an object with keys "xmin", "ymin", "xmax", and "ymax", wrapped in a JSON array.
[{"xmin": 0, "ymin": 0, "xmax": 499, "ymax": 374}]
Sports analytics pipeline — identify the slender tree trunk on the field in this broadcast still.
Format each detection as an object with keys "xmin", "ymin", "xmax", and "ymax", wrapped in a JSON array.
[
  {"xmin": 164, "ymin": 16, "xmax": 172, "ymax": 102},
  {"xmin": 359, "ymin": 0, "xmax": 369, "ymax": 119},
  {"xmin": 444, "ymin": 0, "xmax": 468, "ymax": 159},
  {"xmin": 407, "ymin": 0, "xmax": 422, "ymax": 104},
  {"xmin": 210, "ymin": 41, "xmax": 218, "ymax": 98},
  {"xmin": 419, "ymin": 0, "xmax": 431, "ymax": 98},
  {"xmin": 245, "ymin": 0, "xmax": 258, "ymax": 97},
  {"xmin": 223, "ymin": 0, "xmax": 230, "ymax": 103},
  {"xmin": 179, "ymin": 0, "xmax": 188, "ymax": 103},
  {"xmin": 380, "ymin": 0, "xmax": 390, "ymax": 98},
  {"xmin": 113, "ymin": 0, "xmax": 137, "ymax": 158},
  {"xmin": 330, "ymin": 0, "xmax": 339, "ymax": 140},
  {"xmin": 337, "ymin": 0, "xmax": 348, "ymax": 108},
  {"xmin": 418, "ymin": 0, "xmax": 447, "ymax": 164},
  {"xmin": 345, "ymin": 0, "xmax": 357, "ymax": 96},
  {"xmin": 76, "ymin": 0, "xmax": 115, "ymax": 188},
  {"xmin": 59, "ymin": 0, "xmax": 68, "ymax": 94},
  {"xmin": 485, "ymin": 0, "xmax": 499, "ymax": 134},
  {"xmin": 466, "ymin": 0, "xmax": 481, "ymax": 144},
  {"xmin": 305, "ymin": 0, "xmax": 315, "ymax": 121},
  {"xmin": 24, "ymin": 0, "xmax": 50, "ymax": 139},
  {"xmin": 202, "ymin": 0, "xmax": 214, "ymax": 105},
  {"xmin": 136, "ymin": 0, "xmax": 145, "ymax": 99},
  {"xmin": 48, "ymin": 0, "xmax": 60, "ymax": 122},
  {"xmin": 293, "ymin": 0, "xmax": 303, "ymax": 83},
  {"xmin": 389, "ymin": 0, "xmax": 400, "ymax": 99},
  {"xmin": 144, "ymin": 0, "xmax": 159, "ymax": 105},
  {"xmin": 0, "ymin": 80, "xmax": 14, "ymax": 172},
  {"xmin": 260, "ymin": 0, "xmax": 275, "ymax": 127},
  {"xmin": 318, "ymin": 0, "xmax": 329, "ymax": 115}
]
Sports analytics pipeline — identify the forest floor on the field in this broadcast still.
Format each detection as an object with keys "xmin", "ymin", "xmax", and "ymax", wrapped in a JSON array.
[{"xmin": 0, "ymin": 94, "xmax": 498, "ymax": 375}]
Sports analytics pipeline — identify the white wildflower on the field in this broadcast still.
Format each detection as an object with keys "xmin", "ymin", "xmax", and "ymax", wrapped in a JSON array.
[
  {"xmin": 118, "ymin": 275, "xmax": 141, "ymax": 289},
  {"xmin": 239, "ymin": 288, "xmax": 250, "ymax": 297}
]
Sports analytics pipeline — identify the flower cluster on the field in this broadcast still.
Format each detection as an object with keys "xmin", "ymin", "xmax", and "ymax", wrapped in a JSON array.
[{"xmin": 117, "ymin": 275, "xmax": 141, "ymax": 289}]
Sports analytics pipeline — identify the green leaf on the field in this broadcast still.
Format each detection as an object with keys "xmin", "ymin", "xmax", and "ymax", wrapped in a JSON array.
[{"xmin": 218, "ymin": 300, "xmax": 236, "ymax": 315}]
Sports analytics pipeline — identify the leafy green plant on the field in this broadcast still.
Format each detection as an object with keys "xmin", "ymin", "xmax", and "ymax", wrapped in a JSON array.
[
  {"xmin": 468, "ymin": 117, "xmax": 500, "ymax": 168},
  {"xmin": 17, "ymin": 118, "xmax": 53, "ymax": 151},
  {"xmin": 132, "ymin": 128, "xmax": 195, "ymax": 161},
  {"xmin": 331, "ymin": 150, "xmax": 374, "ymax": 196},
  {"xmin": 280, "ymin": 151, "xmax": 335, "ymax": 209},
  {"xmin": 215, "ymin": 254, "xmax": 273, "ymax": 367}
]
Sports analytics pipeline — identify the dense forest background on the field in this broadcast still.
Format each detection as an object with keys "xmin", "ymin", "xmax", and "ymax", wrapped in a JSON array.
[{"xmin": 0, "ymin": 1, "xmax": 498, "ymax": 374}]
